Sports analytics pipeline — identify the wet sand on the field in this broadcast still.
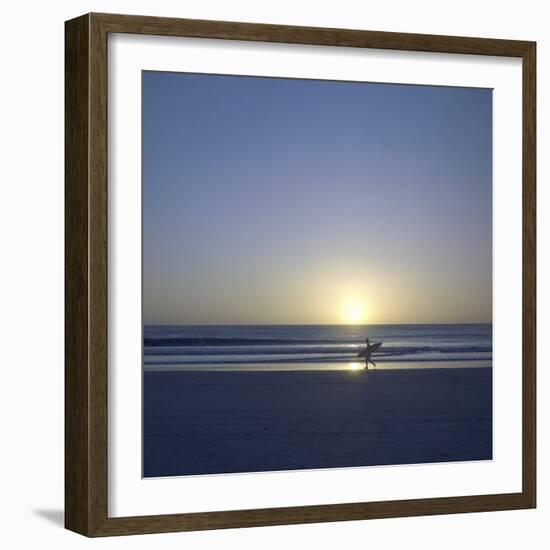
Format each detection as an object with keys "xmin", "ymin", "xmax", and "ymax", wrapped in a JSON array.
[{"xmin": 143, "ymin": 367, "xmax": 492, "ymax": 477}]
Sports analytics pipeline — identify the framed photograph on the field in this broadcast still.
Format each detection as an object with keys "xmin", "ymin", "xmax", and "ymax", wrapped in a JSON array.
[{"xmin": 65, "ymin": 13, "xmax": 536, "ymax": 537}]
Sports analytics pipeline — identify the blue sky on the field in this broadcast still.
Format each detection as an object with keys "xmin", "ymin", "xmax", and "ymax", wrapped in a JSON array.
[{"xmin": 143, "ymin": 71, "xmax": 492, "ymax": 325}]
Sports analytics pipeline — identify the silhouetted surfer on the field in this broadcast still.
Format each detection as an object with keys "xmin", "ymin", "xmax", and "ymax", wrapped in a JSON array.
[{"xmin": 358, "ymin": 338, "xmax": 382, "ymax": 369}]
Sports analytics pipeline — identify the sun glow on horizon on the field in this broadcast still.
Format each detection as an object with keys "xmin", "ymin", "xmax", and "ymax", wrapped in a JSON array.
[{"xmin": 343, "ymin": 301, "xmax": 368, "ymax": 325}]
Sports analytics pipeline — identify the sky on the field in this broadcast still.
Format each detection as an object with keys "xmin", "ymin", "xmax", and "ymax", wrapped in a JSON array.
[{"xmin": 142, "ymin": 71, "xmax": 492, "ymax": 325}]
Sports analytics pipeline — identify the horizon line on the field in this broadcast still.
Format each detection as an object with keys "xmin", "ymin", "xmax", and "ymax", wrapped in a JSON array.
[{"xmin": 143, "ymin": 321, "xmax": 493, "ymax": 327}]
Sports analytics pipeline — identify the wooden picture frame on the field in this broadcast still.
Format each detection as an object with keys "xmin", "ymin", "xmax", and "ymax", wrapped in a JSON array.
[{"xmin": 65, "ymin": 12, "xmax": 536, "ymax": 537}]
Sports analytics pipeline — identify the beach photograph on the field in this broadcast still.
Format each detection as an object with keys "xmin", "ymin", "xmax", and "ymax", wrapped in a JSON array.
[{"xmin": 142, "ymin": 71, "xmax": 493, "ymax": 478}]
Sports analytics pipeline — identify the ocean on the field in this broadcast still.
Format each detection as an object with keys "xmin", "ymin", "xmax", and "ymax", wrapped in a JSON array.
[{"xmin": 143, "ymin": 323, "xmax": 492, "ymax": 371}]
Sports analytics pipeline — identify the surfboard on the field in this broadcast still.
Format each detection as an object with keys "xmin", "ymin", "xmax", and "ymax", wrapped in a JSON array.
[{"xmin": 357, "ymin": 342, "xmax": 382, "ymax": 357}]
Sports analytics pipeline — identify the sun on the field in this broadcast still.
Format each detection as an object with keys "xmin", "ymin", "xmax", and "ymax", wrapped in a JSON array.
[{"xmin": 345, "ymin": 303, "xmax": 366, "ymax": 324}]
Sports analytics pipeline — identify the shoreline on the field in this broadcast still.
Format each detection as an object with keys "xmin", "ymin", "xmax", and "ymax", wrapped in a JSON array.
[{"xmin": 143, "ymin": 360, "xmax": 492, "ymax": 372}]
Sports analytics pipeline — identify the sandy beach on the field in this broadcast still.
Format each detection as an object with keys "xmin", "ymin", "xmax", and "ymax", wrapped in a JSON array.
[{"xmin": 143, "ymin": 367, "xmax": 492, "ymax": 477}]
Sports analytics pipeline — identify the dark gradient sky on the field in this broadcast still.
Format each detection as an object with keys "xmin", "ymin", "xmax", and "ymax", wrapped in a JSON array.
[{"xmin": 143, "ymin": 71, "xmax": 492, "ymax": 325}]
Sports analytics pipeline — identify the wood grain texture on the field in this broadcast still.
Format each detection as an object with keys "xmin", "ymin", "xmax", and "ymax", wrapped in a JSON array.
[
  {"xmin": 92, "ymin": 12, "xmax": 533, "ymax": 56},
  {"xmin": 64, "ymin": 12, "xmax": 537, "ymax": 537},
  {"xmin": 521, "ymin": 42, "xmax": 537, "ymax": 508},
  {"xmin": 65, "ymin": 14, "xmax": 91, "ymax": 535},
  {"xmin": 88, "ymin": 13, "xmax": 110, "ymax": 535}
]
